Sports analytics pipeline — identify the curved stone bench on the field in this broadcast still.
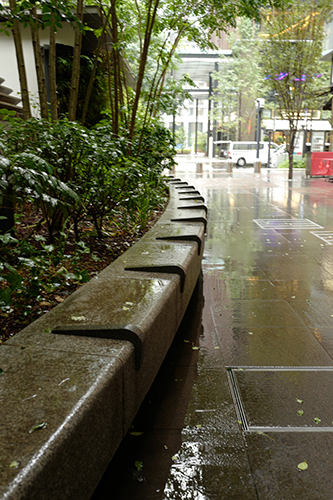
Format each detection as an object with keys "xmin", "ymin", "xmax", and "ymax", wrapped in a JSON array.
[{"xmin": 0, "ymin": 178, "xmax": 206, "ymax": 500}]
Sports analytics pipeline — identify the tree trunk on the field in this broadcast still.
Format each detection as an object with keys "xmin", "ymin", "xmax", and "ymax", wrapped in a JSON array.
[
  {"xmin": 238, "ymin": 92, "xmax": 242, "ymax": 141},
  {"xmin": 110, "ymin": 3, "xmax": 119, "ymax": 135},
  {"xmin": 105, "ymin": 39, "xmax": 115, "ymax": 124},
  {"xmin": 129, "ymin": 0, "xmax": 160, "ymax": 142},
  {"xmin": 0, "ymin": 186, "xmax": 14, "ymax": 235},
  {"xmin": 288, "ymin": 130, "xmax": 296, "ymax": 180},
  {"xmin": 9, "ymin": 0, "xmax": 31, "ymax": 120},
  {"xmin": 49, "ymin": 21, "xmax": 58, "ymax": 121},
  {"xmin": 81, "ymin": 3, "xmax": 113, "ymax": 126},
  {"xmin": 30, "ymin": 7, "xmax": 48, "ymax": 120},
  {"xmin": 68, "ymin": 0, "xmax": 84, "ymax": 121},
  {"xmin": 288, "ymin": 150, "xmax": 294, "ymax": 180}
]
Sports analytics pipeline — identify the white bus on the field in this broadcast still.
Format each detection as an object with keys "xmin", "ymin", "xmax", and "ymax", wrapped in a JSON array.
[{"xmin": 215, "ymin": 141, "xmax": 279, "ymax": 167}]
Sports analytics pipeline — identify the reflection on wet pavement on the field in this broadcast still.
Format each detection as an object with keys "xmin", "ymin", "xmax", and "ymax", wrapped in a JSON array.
[{"xmin": 92, "ymin": 166, "xmax": 333, "ymax": 499}]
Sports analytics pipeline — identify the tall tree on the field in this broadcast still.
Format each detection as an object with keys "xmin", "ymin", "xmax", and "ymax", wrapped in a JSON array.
[
  {"xmin": 49, "ymin": 9, "xmax": 58, "ymax": 121},
  {"xmin": 68, "ymin": 0, "xmax": 84, "ymax": 121},
  {"xmin": 212, "ymin": 18, "xmax": 264, "ymax": 142},
  {"xmin": 1, "ymin": 0, "xmax": 81, "ymax": 121},
  {"xmin": 261, "ymin": 0, "xmax": 331, "ymax": 179},
  {"xmin": 30, "ymin": 6, "xmax": 49, "ymax": 119},
  {"xmin": 105, "ymin": 0, "xmax": 287, "ymax": 146},
  {"xmin": 8, "ymin": 0, "xmax": 31, "ymax": 119},
  {"xmin": 80, "ymin": 2, "xmax": 114, "ymax": 126},
  {"xmin": 2, "ymin": 0, "xmax": 287, "ymax": 131}
]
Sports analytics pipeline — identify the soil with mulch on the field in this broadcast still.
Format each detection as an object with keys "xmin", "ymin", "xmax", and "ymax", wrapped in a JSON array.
[{"xmin": 0, "ymin": 205, "xmax": 166, "ymax": 344}]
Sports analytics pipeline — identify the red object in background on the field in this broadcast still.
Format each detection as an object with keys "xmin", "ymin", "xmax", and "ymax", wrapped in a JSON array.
[{"xmin": 311, "ymin": 152, "xmax": 333, "ymax": 176}]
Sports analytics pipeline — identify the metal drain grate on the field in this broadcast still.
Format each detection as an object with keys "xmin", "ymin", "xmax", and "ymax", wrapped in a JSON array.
[
  {"xmin": 253, "ymin": 219, "xmax": 323, "ymax": 230},
  {"xmin": 310, "ymin": 231, "xmax": 333, "ymax": 245},
  {"xmin": 227, "ymin": 367, "xmax": 333, "ymax": 433},
  {"xmin": 227, "ymin": 369, "xmax": 249, "ymax": 431}
]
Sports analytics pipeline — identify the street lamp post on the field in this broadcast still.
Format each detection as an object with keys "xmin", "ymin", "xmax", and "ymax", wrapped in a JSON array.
[
  {"xmin": 255, "ymin": 98, "xmax": 265, "ymax": 163},
  {"xmin": 264, "ymin": 129, "xmax": 273, "ymax": 167}
]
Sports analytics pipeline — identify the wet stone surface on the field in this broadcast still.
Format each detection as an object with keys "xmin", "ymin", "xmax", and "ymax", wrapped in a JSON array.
[
  {"xmin": 236, "ymin": 368, "xmax": 333, "ymax": 428},
  {"xmin": 91, "ymin": 167, "xmax": 333, "ymax": 499}
]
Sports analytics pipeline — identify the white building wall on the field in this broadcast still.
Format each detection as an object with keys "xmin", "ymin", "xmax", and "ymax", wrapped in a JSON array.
[
  {"xmin": 0, "ymin": 23, "xmax": 75, "ymax": 115},
  {"xmin": 163, "ymin": 97, "xmax": 209, "ymax": 149}
]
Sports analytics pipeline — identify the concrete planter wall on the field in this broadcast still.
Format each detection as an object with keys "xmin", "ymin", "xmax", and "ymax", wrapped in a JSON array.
[{"xmin": 0, "ymin": 178, "xmax": 206, "ymax": 500}]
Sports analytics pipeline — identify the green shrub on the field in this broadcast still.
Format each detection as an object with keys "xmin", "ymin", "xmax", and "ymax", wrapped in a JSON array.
[
  {"xmin": 0, "ymin": 117, "xmax": 174, "ymax": 323},
  {"xmin": 0, "ymin": 117, "xmax": 172, "ymax": 241},
  {"xmin": 278, "ymin": 157, "xmax": 306, "ymax": 169}
]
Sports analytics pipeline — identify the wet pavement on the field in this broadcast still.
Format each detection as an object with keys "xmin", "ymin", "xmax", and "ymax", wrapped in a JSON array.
[{"xmin": 91, "ymin": 165, "xmax": 333, "ymax": 499}]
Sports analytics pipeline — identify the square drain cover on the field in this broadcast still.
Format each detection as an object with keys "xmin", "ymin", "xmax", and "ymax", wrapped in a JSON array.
[
  {"xmin": 228, "ymin": 368, "xmax": 333, "ymax": 432},
  {"xmin": 253, "ymin": 219, "xmax": 323, "ymax": 230}
]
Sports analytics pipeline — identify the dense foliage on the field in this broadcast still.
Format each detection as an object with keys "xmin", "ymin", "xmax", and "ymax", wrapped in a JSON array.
[
  {"xmin": 0, "ymin": 115, "xmax": 175, "ymax": 334},
  {"xmin": 212, "ymin": 18, "xmax": 264, "ymax": 142},
  {"xmin": 278, "ymin": 157, "xmax": 305, "ymax": 169},
  {"xmin": 0, "ymin": 0, "xmax": 287, "ymax": 131},
  {"xmin": 56, "ymin": 45, "xmax": 109, "ymax": 127},
  {"xmin": 260, "ymin": 0, "xmax": 332, "ymax": 178}
]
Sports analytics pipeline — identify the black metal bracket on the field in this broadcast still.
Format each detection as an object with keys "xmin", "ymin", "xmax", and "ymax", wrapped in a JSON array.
[
  {"xmin": 175, "ymin": 185, "xmax": 195, "ymax": 190},
  {"xmin": 125, "ymin": 265, "xmax": 185, "ymax": 293},
  {"xmin": 156, "ymin": 235, "xmax": 202, "ymax": 255},
  {"xmin": 52, "ymin": 324, "xmax": 144, "ymax": 370}
]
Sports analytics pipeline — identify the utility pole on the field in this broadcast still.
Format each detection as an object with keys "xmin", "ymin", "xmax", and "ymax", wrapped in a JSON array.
[{"xmin": 255, "ymin": 98, "xmax": 265, "ymax": 161}]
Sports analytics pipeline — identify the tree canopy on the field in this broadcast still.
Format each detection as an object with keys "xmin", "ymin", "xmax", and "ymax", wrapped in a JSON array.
[
  {"xmin": 212, "ymin": 18, "xmax": 264, "ymax": 142},
  {"xmin": 0, "ymin": 0, "xmax": 288, "ymax": 139},
  {"xmin": 260, "ymin": 0, "xmax": 332, "ymax": 178}
]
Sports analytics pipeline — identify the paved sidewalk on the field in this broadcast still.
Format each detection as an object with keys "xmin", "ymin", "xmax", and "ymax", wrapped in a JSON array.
[{"xmin": 93, "ymin": 166, "xmax": 333, "ymax": 499}]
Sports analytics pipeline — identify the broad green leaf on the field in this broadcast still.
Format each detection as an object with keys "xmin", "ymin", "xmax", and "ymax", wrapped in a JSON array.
[
  {"xmin": 297, "ymin": 461, "xmax": 308, "ymax": 471},
  {"xmin": 4, "ymin": 263, "xmax": 16, "ymax": 273},
  {"xmin": 79, "ymin": 270, "xmax": 89, "ymax": 283},
  {"xmin": 0, "ymin": 288, "xmax": 12, "ymax": 306},
  {"xmin": 6, "ymin": 272, "xmax": 23, "ymax": 291},
  {"xmin": 30, "ymin": 422, "xmax": 47, "ymax": 433},
  {"xmin": 18, "ymin": 257, "xmax": 36, "ymax": 268},
  {"xmin": 134, "ymin": 460, "xmax": 143, "ymax": 471},
  {"xmin": 42, "ymin": 244, "xmax": 55, "ymax": 253}
]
